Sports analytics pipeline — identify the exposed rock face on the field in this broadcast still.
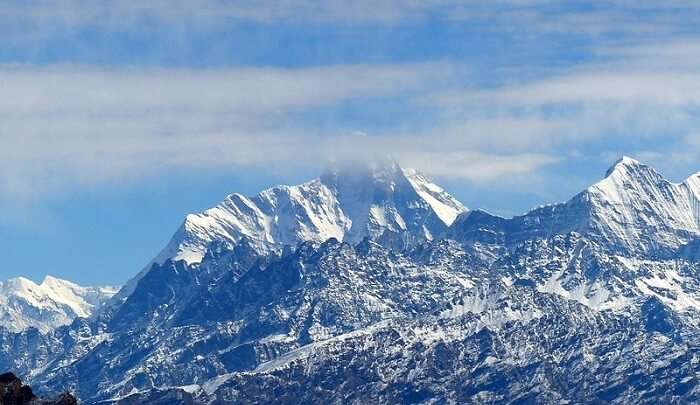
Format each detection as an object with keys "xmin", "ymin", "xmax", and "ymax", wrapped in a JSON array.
[
  {"xmin": 0, "ymin": 372, "xmax": 36, "ymax": 405},
  {"xmin": 0, "ymin": 373, "xmax": 76, "ymax": 405}
]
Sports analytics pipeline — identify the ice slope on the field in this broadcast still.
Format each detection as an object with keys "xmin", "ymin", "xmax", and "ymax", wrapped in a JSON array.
[{"xmin": 584, "ymin": 156, "xmax": 700, "ymax": 254}]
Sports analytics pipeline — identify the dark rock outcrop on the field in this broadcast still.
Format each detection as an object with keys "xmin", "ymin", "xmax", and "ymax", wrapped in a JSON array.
[{"xmin": 0, "ymin": 373, "xmax": 76, "ymax": 405}]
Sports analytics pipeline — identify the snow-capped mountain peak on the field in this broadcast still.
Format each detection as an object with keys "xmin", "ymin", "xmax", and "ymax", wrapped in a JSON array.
[
  {"xmin": 402, "ymin": 168, "xmax": 465, "ymax": 225},
  {"xmin": 447, "ymin": 156, "xmax": 700, "ymax": 257},
  {"xmin": 583, "ymin": 156, "xmax": 700, "ymax": 254},
  {"xmin": 154, "ymin": 158, "xmax": 467, "ymax": 266},
  {"xmin": 682, "ymin": 171, "xmax": 700, "ymax": 200},
  {"xmin": 0, "ymin": 275, "xmax": 117, "ymax": 333},
  {"xmin": 597, "ymin": 155, "xmax": 669, "ymax": 196},
  {"xmin": 319, "ymin": 158, "xmax": 466, "ymax": 243},
  {"xmin": 603, "ymin": 155, "xmax": 644, "ymax": 178}
]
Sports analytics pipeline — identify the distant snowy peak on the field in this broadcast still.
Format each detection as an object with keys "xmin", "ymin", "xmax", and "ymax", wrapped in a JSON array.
[
  {"xmin": 582, "ymin": 156, "xmax": 700, "ymax": 254},
  {"xmin": 0, "ymin": 276, "xmax": 117, "ymax": 333},
  {"xmin": 156, "ymin": 159, "xmax": 467, "ymax": 265},
  {"xmin": 449, "ymin": 156, "xmax": 700, "ymax": 257}
]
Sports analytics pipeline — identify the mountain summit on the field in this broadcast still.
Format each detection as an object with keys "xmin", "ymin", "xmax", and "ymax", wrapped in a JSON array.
[
  {"xmin": 154, "ymin": 158, "xmax": 466, "ymax": 265},
  {"xmin": 450, "ymin": 156, "xmax": 700, "ymax": 257},
  {"xmin": 584, "ymin": 155, "xmax": 700, "ymax": 255}
]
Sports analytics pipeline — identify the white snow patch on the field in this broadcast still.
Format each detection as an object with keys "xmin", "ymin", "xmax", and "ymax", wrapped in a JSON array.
[
  {"xmin": 537, "ymin": 271, "xmax": 631, "ymax": 311},
  {"xmin": 635, "ymin": 270, "xmax": 700, "ymax": 312}
]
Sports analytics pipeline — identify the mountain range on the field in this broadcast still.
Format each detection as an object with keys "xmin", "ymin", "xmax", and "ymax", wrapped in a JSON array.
[{"xmin": 4, "ymin": 156, "xmax": 700, "ymax": 404}]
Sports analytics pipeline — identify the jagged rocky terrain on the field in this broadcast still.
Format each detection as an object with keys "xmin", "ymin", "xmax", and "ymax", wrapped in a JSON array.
[{"xmin": 5, "ymin": 157, "xmax": 700, "ymax": 404}]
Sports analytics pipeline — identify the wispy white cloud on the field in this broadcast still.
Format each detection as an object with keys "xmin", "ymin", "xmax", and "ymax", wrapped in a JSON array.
[
  {"xmin": 0, "ymin": 64, "xmax": 450, "ymax": 116},
  {"xmin": 0, "ymin": 61, "xmax": 566, "ymax": 199},
  {"xmin": 8, "ymin": 37, "xmax": 700, "ymax": 203},
  {"xmin": 0, "ymin": 1, "xmax": 563, "ymax": 25},
  {"xmin": 325, "ymin": 130, "xmax": 561, "ymax": 182},
  {"xmin": 419, "ymin": 39, "xmax": 700, "ymax": 163},
  {"xmin": 429, "ymin": 37, "xmax": 700, "ymax": 108},
  {"xmin": 0, "ymin": 63, "xmax": 459, "ymax": 198}
]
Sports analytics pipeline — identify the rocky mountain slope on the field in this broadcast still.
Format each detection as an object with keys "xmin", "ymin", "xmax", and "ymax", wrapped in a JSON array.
[
  {"xmin": 109, "ymin": 158, "xmax": 466, "ymax": 309},
  {"xmin": 5, "ymin": 157, "xmax": 700, "ymax": 404}
]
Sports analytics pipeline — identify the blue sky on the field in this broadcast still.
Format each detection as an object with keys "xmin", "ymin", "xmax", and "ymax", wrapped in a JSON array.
[{"xmin": 3, "ymin": 1, "xmax": 700, "ymax": 285}]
